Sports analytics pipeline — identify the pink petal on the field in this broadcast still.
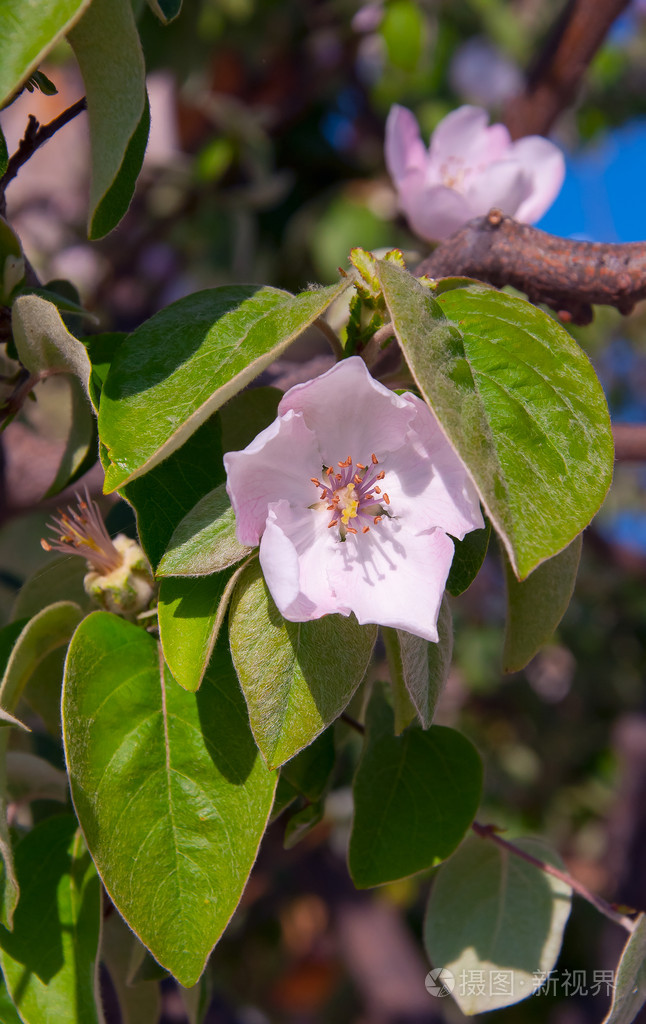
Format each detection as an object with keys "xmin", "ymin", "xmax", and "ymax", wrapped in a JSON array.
[
  {"xmin": 463, "ymin": 159, "xmax": 532, "ymax": 217},
  {"xmin": 385, "ymin": 395, "xmax": 484, "ymax": 538},
  {"xmin": 259, "ymin": 502, "xmax": 340, "ymax": 620},
  {"xmin": 224, "ymin": 411, "xmax": 320, "ymax": 546},
  {"xmin": 385, "ymin": 104, "xmax": 428, "ymax": 186},
  {"xmin": 278, "ymin": 357, "xmax": 416, "ymax": 468},
  {"xmin": 325, "ymin": 521, "xmax": 456, "ymax": 641},
  {"xmin": 510, "ymin": 136, "xmax": 566, "ymax": 223},
  {"xmin": 429, "ymin": 105, "xmax": 511, "ymax": 167},
  {"xmin": 399, "ymin": 179, "xmax": 474, "ymax": 240}
]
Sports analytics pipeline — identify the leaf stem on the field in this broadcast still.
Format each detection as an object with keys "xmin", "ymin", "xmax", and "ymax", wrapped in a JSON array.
[
  {"xmin": 472, "ymin": 821, "xmax": 637, "ymax": 933},
  {"xmin": 361, "ymin": 322, "xmax": 395, "ymax": 369},
  {"xmin": 314, "ymin": 317, "xmax": 344, "ymax": 360},
  {"xmin": 340, "ymin": 712, "xmax": 365, "ymax": 735}
]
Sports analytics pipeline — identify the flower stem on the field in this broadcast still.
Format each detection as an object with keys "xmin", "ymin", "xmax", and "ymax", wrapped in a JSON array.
[{"xmin": 471, "ymin": 821, "xmax": 637, "ymax": 933}]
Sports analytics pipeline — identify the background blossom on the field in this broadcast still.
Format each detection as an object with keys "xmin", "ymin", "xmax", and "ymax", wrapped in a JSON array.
[{"xmin": 385, "ymin": 104, "xmax": 565, "ymax": 242}]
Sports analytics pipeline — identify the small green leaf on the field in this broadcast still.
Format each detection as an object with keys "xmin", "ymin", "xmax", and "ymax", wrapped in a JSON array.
[
  {"xmin": 220, "ymin": 387, "xmax": 282, "ymax": 454},
  {"xmin": 67, "ymin": 0, "xmax": 148, "ymax": 239},
  {"xmin": 0, "ymin": 127, "xmax": 7, "ymax": 177},
  {"xmin": 602, "ymin": 914, "xmax": 646, "ymax": 1024},
  {"xmin": 0, "ymin": 0, "xmax": 92, "ymax": 106},
  {"xmin": 43, "ymin": 375, "xmax": 98, "ymax": 498},
  {"xmin": 123, "ymin": 413, "xmax": 225, "ymax": 569},
  {"xmin": 0, "ymin": 817, "xmax": 102, "ymax": 1024},
  {"xmin": 11, "ymin": 294, "xmax": 91, "ymax": 392},
  {"xmin": 503, "ymin": 534, "xmax": 582, "ymax": 672},
  {"xmin": 281, "ymin": 727, "xmax": 335, "ymax": 803},
  {"xmin": 229, "ymin": 560, "xmax": 376, "ymax": 768},
  {"xmin": 5, "ymin": 751, "xmax": 68, "ymax": 804},
  {"xmin": 284, "ymin": 801, "xmax": 324, "ymax": 849},
  {"xmin": 158, "ymin": 560, "xmax": 249, "ymax": 692},
  {"xmin": 424, "ymin": 834, "xmax": 572, "ymax": 1015},
  {"xmin": 99, "ymin": 281, "xmax": 347, "ymax": 491},
  {"xmin": 0, "ymin": 602, "xmax": 83, "ymax": 716},
  {"xmin": 349, "ymin": 687, "xmax": 482, "ymax": 887},
  {"xmin": 12, "ymin": 556, "xmax": 90, "ymax": 622},
  {"xmin": 447, "ymin": 520, "xmax": 490, "ymax": 597},
  {"xmin": 102, "ymin": 914, "xmax": 162, "ymax": 1024},
  {"xmin": 158, "ymin": 484, "xmax": 250, "ymax": 577},
  {"xmin": 384, "ymin": 599, "xmax": 453, "ymax": 731},
  {"xmin": 378, "ymin": 263, "xmax": 613, "ymax": 579},
  {"xmin": 145, "ymin": 0, "xmax": 182, "ymax": 23},
  {"xmin": 63, "ymin": 612, "xmax": 276, "ymax": 987},
  {"xmin": 0, "ymin": 217, "xmax": 24, "ymax": 304}
]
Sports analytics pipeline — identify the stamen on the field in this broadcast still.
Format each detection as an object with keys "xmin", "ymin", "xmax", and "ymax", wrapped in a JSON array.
[
  {"xmin": 356, "ymin": 463, "xmax": 366, "ymax": 470},
  {"xmin": 311, "ymin": 477, "xmax": 321, "ymax": 487},
  {"xmin": 376, "ymin": 471, "xmax": 385, "ymax": 480},
  {"xmin": 335, "ymin": 473, "xmax": 342, "ymax": 481},
  {"xmin": 374, "ymin": 486, "xmax": 381, "ymax": 494},
  {"xmin": 374, "ymin": 516, "xmax": 382, "ymax": 524},
  {"xmin": 325, "ymin": 466, "xmax": 333, "ymax": 477},
  {"xmin": 346, "ymin": 527, "xmax": 358, "ymax": 535},
  {"xmin": 371, "ymin": 453, "xmax": 378, "ymax": 464},
  {"xmin": 328, "ymin": 519, "xmax": 337, "ymax": 528},
  {"xmin": 383, "ymin": 493, "xmax": 390, "ymax": 505},
  {"xmin": 354, "ymin": 474, "xmax": 362, "ymax": 484},
  {"xmin": 362, "ymin": 526, "xmax": 370, "ymax": 533}
]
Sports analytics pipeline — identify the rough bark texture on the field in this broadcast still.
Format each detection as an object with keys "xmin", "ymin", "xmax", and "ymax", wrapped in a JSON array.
[{"xmin": 416, "ymin": 211, "xmax": 646, "ymax": 326}]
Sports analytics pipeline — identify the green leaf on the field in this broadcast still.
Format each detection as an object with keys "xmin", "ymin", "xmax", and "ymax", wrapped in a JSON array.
[
  {"xmin": 158, "ymin": 560, "xmax": 250, "ymax": 692},
  {"xmin": 0, "ymin": 816, "xmax": 102, "ymax": 1024},
  {"xmin": 503, "ymin": 534, "xmax": 582, "ymax": 672},
  {"xmin": 11, "ymin": 294, "xmax": 91, "ymax": 392},
  {"xmin": 378, "ymin": 263, "xmax": 613, "ymax": 579},
  {"xmin": 602, "ymin": 914, "xmax": 646, "ymax": 1024},
  {"xmin": 219, "ymin": 386, "xmax": 282, "ymax": 454},
  {"xmin": 122, "ymin": 413, "xmax": 225, "ymax": 569},
  {"xmin": 99, "ymin": 281, "xmax": 346, "ymax": 491},
  {"xmin": 12, "ymin": 556, "xmax": 90, "ymax": 622},
  {"xmin": 348, "ymin": 687, "xmax": 482, "ymax": 887},
  {"xmin": 5, "ymin": 751, "xmax": 68, "ymax": 804},
  {"xmin": 284, "ymin": 800, "xmax": 324, "ymax": 849},
  {"xmin": 21, "ymin": 646, "xmax": 67, "ymax": 737},
  {"xmin": 424, "ymin": 834, "xmax": 572, "ymax": 1015},
  {"xmin": 158, "ymin": 484, "xmax": 251, "ymax": 577},
  {"xmin": 383, "ymin": 599, "xmax": 453, "ymax": 731},
  {"xmin": 0, "ymin": 127, "xmax": 7, "ymax": 178},
  {"xmin": 67, "ymin": 0, "xmax": 148, "ymax": 239},
  {"xmin": 43, "ymin": 375, "xmax": 98, "ymax": 499},
  {"xmin": 0, "ymin": 0, "xmax": 92, "ymax": 106},
  {"xmin": 447, "ymin": 520, "xmax": 490, "ymax": 597},
  {"xmin": 0, "ymin": 602, "xmax": 83, "ymax": 718},
  {"xmin": 102, "ymin": 914, "xmax": 162, "ymax": 1024},
  {"xmin": 145, "ymin": 0, "xmax": 182, "ymax": 23},
  {"xmin": 0, "ymin": 975, "xmax": 22, "ymax": 1024},
  {"xmin": 0, "ymin": 217, "xmax": 24, "ymax": 304},
  {"xmin": 281, "ymin": 727, "xmax": 335, "ymax": 803},
  {"xmin": 63, "ymin": 612, "xmax": 276, "ymax": 987},
  {"xmin": 84, "ymin": 331, "xmax": 128, "ymax": 412},
  {"xmin": 229, "ymin": 560, "xmax": 376, "ymax": 768}
]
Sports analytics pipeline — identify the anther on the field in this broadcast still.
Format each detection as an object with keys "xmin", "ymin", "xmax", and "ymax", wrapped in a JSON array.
[
  {"xmin": 383, "ymin": 493, "xmax": 390, "ymax": 504},
  {"xmin": 354, "ymin": 474, "xmax": 362, "ymax": 484},
  {"xmin": 327, "ymin": 519, "xmax": 337, "ymax": 528},
  {"xmin": 374, "ymin": 486, "xmax": 381, "ymax": 494},
  {"xmin": 346, "ymin": 527, "xmax": 358, "ymax": 535},
  {"xmin": 327, "ymin": 505, "xmax": 335, "ymax": 511},
  {"xmin": 356, "ymin": 463, "xmax": 366, "ymax": 470},
  {"xmin": 335, "ymin": 473, "xmax": 342, "ymax": 481},
  {"xmin": 374, "ymin": 516, "xmax": 382, "ymax": 524},
  {"xmin": 311, "ymin": 477, "xmax": 321, "ymax": 486},
  {"xmin": 371, "ymin": 453, "xmax": 379, "ymax": 464},
  {"xmin": 376, "ymin": 470, "xmax": 385, "ymax": 480},
  {"xmin": 362, "ymin": 526, "xmax": 370, "ymax": 534},
  {"xmin": 325, "ymin": 466, "xmax": 333, "ymax": 477}
]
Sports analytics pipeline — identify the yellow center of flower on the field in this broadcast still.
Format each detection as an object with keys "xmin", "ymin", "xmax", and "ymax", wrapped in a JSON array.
[
  {"xmin": 336, "ymin": 483, "xmax": 360, "ymax": 525},
  {"xmin": 310, "ymin": 453, "xmax": 391, "ymax": 540}
]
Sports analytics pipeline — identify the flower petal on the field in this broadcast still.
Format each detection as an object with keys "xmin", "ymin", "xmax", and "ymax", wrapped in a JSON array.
[
  {"xmin": 326, "ymin": 521, "xmax": 455, "ymax": 641},
  {"xmin": 464, "ymin": 158, "xmax": 532, "ymax": 217},
  {"xmin": 259, "ymin": 501, "xmax": 344, "ymax": 620},
  {"xmin": 399, "ymin": 179, "xmax": 474, "ymax": 241},
  {"xmin": 385, "ymin": 104, "xmax": 428, "ymax": 186},
  {"xmin": 429, "ymin": 105, "xmax": 511, "ymax": 167},
  {"xmin": 510, "ymin": 136, "xmax": 566, "ymax": 223},
  {"xmin": 385, "ymin": 395, "xmax": 484, "ymax": 538},
  {"xmin": 224, "ymin": 410, "xmax": 320, "ymax": 546},
  {"xmin": 278, "ymin": 357, "xmax": 416, "ymax": 466}
]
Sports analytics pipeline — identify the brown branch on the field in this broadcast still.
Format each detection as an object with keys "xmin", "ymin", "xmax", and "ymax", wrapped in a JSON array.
[
  {"xmin": 0, "ymin": 97, "xmax": 87, "ymax": 215},
  {"xmin": 504, "ymin": 0, "xmax": 631, "ymax": 139},
  {"xmin": 416, "ymin": 210, "xmax": 646, "ymax": 326},
  {"xmin": 472, "ymin": 821, "xmax": 637, "ymax": 933}
]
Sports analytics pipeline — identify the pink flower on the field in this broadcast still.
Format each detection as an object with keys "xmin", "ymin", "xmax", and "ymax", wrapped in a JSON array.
[
  {"xmin": 224, "ymin": 358, "xmax": 483, "ymax": 641},
  {"xmin": 385, "ymin": 104, "xmax": 565, "ymax": 241}
]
